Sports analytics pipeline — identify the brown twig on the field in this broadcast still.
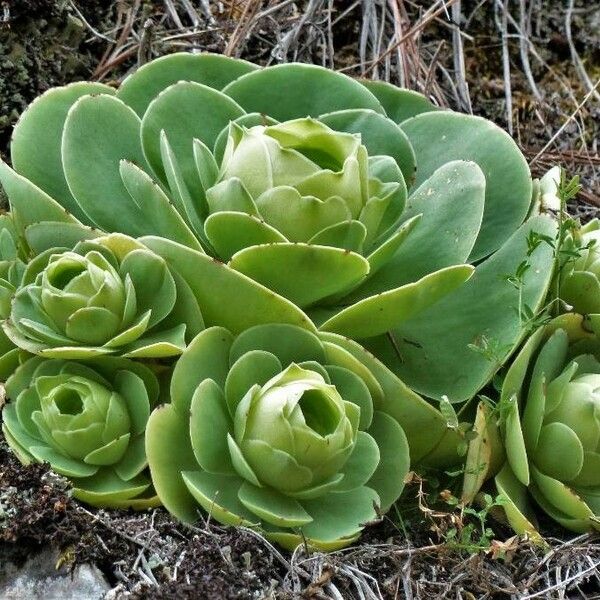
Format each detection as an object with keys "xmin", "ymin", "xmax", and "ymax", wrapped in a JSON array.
[
  {"xmin": 362, "ymin": 0, "xmax": 460, "ymax": 76},
  {"xmin": 224, "ymin": 0, "xmax": 262, "ymax": 57},
  {"xmin": 529, "ymin": 79, "xmax": 600, "ymax": 167}
]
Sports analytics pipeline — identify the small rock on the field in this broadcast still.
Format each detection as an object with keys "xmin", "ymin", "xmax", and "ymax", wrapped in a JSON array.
[{"xmin": 0, "ymin": 548, "xmax": 110, "ymax": 600}]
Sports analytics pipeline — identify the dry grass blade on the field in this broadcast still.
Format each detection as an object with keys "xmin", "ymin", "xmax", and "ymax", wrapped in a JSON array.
[
  {"xmin": 451, "ymin": 0, "xmax": 472, "ymax": 113},
  {"xmin": 565, "ymin": 0, "xmax": 600, "ymax": 102},
  {"xmin": 362, "ymin": 0, "xmax": 460, "ymax": 75},
  {"xmin": 518, "ymin": 0, "xmax": 542, "ymax": 101},
  {"xmin": 223, "ymin": 0, "xmax": 262, "ymax": 57},
  {"xmin": 68, "ymin": 0, "xmax": 116, "ymax": 43},
  {"xmin": 529, "ymin": 79, "xmax": 600, "ymax": 167}
]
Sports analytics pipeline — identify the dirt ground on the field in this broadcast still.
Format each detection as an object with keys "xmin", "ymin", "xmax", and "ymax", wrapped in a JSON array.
[
  {"xmin": 5, "ymin": 437, "xmax": 600, "ymax": 599},
  {"xmin": 0, "ymin": 1, "xmax": 599, "ymax": 598}
]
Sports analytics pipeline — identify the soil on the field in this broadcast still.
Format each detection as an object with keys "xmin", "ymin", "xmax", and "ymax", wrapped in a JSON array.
[
  {"xmin": 0, "ymin": 439, "xmax": 283, "ymax": 599},
  {"xmin": 4, "ymin": 436, "xmax": 600, "ymax": 599}
]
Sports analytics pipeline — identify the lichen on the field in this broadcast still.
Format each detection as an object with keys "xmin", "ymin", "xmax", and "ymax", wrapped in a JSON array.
[{"xmin": 0, "ymin": 1, "xmax": 110, "ymax": 159}]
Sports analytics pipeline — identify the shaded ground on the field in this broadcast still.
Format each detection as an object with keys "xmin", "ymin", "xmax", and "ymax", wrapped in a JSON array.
[
  {"xmin": 0, "ymin": 1, "xmax": 599, "ymax": 598},
  {"xmin": 3, "ymin": 438, "xmax": 600, "ymax": 599}
]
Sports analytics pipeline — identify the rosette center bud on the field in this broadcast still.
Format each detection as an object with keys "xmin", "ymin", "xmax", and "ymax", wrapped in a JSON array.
[
  {"xmin": 219, "ymin": 118, "xmax": 369, "ymax": 220},
  {"xmin": 234, "ymin": 364, "xmax": 358, "ymax": 493},
  {"xmin": 41, "ymin": 250, "xmax": 126, "ymax": 343},
  {"xmin": 37, "ymin": 374, "xmax": 130, "ymax": 463}
]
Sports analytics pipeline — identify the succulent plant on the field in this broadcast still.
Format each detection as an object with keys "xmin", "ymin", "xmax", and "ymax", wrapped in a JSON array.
[
  {"xmin": 2, "ymin": 355, "xmax": 160, "ymax": 508},
  {"xmin": 145, "ymin": 324, "xmax": 411, "ymax": 550},
  {"xmin": 0, "ymin": 213, "xmax": 30, "ymax": 378},
  {"xmin": 0, "ymin": 51, "xmax": 573, "ymax": 547},
  {"xmin": 529, "ymin": 166, "xmax": 561, "ymax": 217},
  {"xmin": 3, "ymin": 233, "xmax": 206, "ymax": 359},
  {"xmin": 463, "ymin": 314, "xmax": 600, "ymax": 536},
  {"xmin": 0, "ymin": 53, "xmax": 558, "ymax": 402},
  {"xmin": 0, "ymin": 212, "xmax": 27, "ymax": 316},
  {"xmin": 559, "ymin": 219, "xmax": 600, "ymax": 319}
]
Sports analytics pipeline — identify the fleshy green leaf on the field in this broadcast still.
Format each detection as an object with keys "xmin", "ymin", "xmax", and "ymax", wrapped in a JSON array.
[
  {"xmin": 223, "ymin": 63, "xmax": 384, "ymax": 121},
  {"xmin": 321, "ymin": 339, "xmax": 384, "ymax": 407},
  {"xmin": 84, "ymin": 434, "xmax": 130, "ymax": 466},
  {"xmin": 71, "ymin": 470, "xmax": 150, "ymax": 507},
  {"xmin": 62, "ymin": 94, "xmax": 150, "ymax": 235},
  {"xmin": 321, "ymin": 264, "xmax": 474, "ymax": 338},
  {"xmin": 181, "ymin": 470, "xmax": 258, "ymax": 525},
  {"xmin": 145, "ymin": 404, "xmax": 200, "ymax": 522},
  {"xmin": 119, "ymin": 160, "xmax": 202, "ymax": 250},
  {"xmin": 335, "ymin": 432, "xmax": 380, "ymax": 493},
  {"xmin": 494, "ymin": 463, "xmax": 542, "ymax": 542},
  {"xmin": 141, "ymin": 81, "xmax": 244, "ymax": 193},
  {"xmin": 309, "ymin": 220, "xmax": 367, "ymax": 252},
  {"xmin": 254, "ymin": 187, "xmax": 350, "ymax": 242},
  {"xmin": 319, "ymin": 331, "xmax": 461, "ymax": 466},
  {"xmin": 326, "ymin": 365, "xmax": 373, "ymax": 429},
  {"xmin": 359, "ymin": 80, "xmax": 439, "ymax": 124},
  {"xmin": 300, "ymin": 486, "xmax": 380, "ymax": 543},
  {"xmin": 319, "ymin": 109, "xmax": 416, "ymax": 186},
  {"xmin": 350, "ymin": 161, "xmax": 485, "ymax": 300},
  {"xmin": 530, "ymin": 465, "xmax": 593, "ymax": 520},
  {"xmin": 400, "ymin": 112, "xmax": 532, "ymax": 260},
  {"xmin": 25, "ymin": 222, "xmax": 100, "ymax": 255},
  {"xmin": 204, "ymin": 212, "xmax": 287, "ymax": 261},
  {"xmin": 529, "ymin": 482, "xmax": 594, "ymax": 533},
  {"xmin": 213, "ymin": 113, "xmax": 279, "ymax": 163},
  {"xmin": 0, "ymin": 161, "xmax": 79, "ymax": 234},
  {"xmin": 158, "ymin": 132, "xmax": 207, "ymax": 243},
  {"xmin": 230, "ymin": 324, "xmax": 325, "ymax": 366},
  {"xmin": 28, "ymin": 444, "xmax": 99, "ymax": 477},
  {"xmin": 366, "ymin": 411, "xmax": 410, "ymax": 510},
  {"xmin": 363, "ymin": 214, "xmax": 420, "ymax": 279},
  {"xmin": 117, "ymin": 52, "xmax": 258, "ymax": 116},
  {"xmin": 229, "ymin": 243, "xmax": 370, "ymax": 308},
  {"xmin": 533, "ymin": 422, "xmax": 584, "ymax": 482},
  {"xmin": 114, "ymin": 435, "xmax": 147, "ymax": 481},
  {"xmin": 190, "ymin": 379, "xmax": 235, "ymax": 475},
  {"xmin": 141, "ymin": 236, "xmax": 315, "ymax": 334},
  {"xmin": 367, "ymin": 216, "xmax": 557, "ymax": 402},
  {"xmin": 238, "ymin": 482, "xmax": 313, "ymax": 527},
  {"xmin": 225, "ymin": 350, "xmax": 282, "ymax": 416},
  {"xmin": 10, "ymin": 81, "xmax": 115, "ymax": 222},
  {"xmin": 170, "ymin": 327, "xmax": 233, "ymax": 414}
]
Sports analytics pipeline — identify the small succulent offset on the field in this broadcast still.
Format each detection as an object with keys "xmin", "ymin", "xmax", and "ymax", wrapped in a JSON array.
[
  {"xmin": 0, "ymin": 213, "xmax": 29, "ymax": 378},
  {"xmin": 3, "ymin": 234, "xmax": 205, "ymax": 359},
  {"xmin": 2, "ymin": 355, "xmax": 160, "ymax": 508},
  {"xmin": 463, "ymin": 314, "xmax": 600, "ymax": 536},
  {"xmin": 145, "ymin": 324, "xmax": 410, "ymax": 550},
  {"xmin": 0, "ymin": 212, "xmax": 27, "ymax": 317},
  {"xmin": 560, "ymin": 219, "xmax": 600, "ymax": 321}
]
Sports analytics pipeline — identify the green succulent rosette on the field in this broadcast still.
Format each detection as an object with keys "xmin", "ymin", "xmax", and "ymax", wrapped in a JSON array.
[
  {"xmin": 146, "ymin": 324, "xmax": 412, "ymax": 551},
  {"xmin": 0, "ymin": 212, "xmax": 27, "ymax": 315},
  {"xmin": 0, "ymin": 53, "xmax": 558, "ymax": 406},
  {"xmin": 560, "ymin": 219, "xmax": 600, "ymax": 319},
  {"xmin": 464, "ymin": 314, "xmax": 600, "ymax": 536},
  {"xmin": 2, "ymin": 355, "xmax": 160, "ymax": 508},
  {"xmin": 0, "ymin": 212, "xmax": 30, "ymax": 378},
  {"xmin": 3, "ymin": 233, "xmax": 206, "ymax": 359}
]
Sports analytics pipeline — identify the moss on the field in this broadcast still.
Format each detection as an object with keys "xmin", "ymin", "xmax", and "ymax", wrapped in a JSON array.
[{"xmin": 0, "ymin": 1, "xmax": 111, "ymax": 158}]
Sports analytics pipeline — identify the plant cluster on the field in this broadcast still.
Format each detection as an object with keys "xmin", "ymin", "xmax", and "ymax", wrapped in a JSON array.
[{"xmin": 0, "ymin": 52, "xmax": 594, "ymax": 550}]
